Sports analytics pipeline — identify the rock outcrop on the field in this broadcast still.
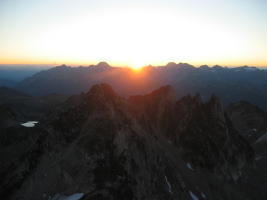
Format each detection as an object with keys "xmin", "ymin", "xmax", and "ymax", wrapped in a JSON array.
[
  {"xmin": 4, "ymin": 83, "xmax": 255, "ymax": 200},
  {"xmin": 225, "ymin": 101, "xmax": 267, "ymax": 199},
  {"xmin": 225, "ymin": 101, "xmax": 267, "ymax": 144}
]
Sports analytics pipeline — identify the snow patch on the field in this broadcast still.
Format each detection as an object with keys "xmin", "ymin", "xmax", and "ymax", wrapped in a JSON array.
[
  {"xmin": 252, "ymin": 128, "xmax": 257, "ymax": 131},
  {"xmin": 253, "ymin": 131, "xmax": 267, "ymax": 144},
  {"xmin": 196, "ymin": 186, "xmax": 206, "ymax": 198},
  {"xmin": 21, "ymin": 121, "xmax": 38, "ymax": 127},
  {"xmin": 164, "ymin": 175, "xmax": 173, "ymax": 194},
  {"xmin": 62, "ymin": 193, "xmax": 84, "ymax": 200},
  {"xmin": 168, "ymin": 140, "xmax": 172, "ymax": 144},
  {"xmin": 187, "ymin": 162, "xmax": 193, "ymax": 170},
  {"xmin": 51, "ymin": 193, "xmax": 84, "ymax": 200},
  {"xmin": 255, "ymin": 156, "xmax": 262, "ymax": 161},
  {"xmin": 189, "ymin": 191, "xmax": 199, "ymax": 200}
]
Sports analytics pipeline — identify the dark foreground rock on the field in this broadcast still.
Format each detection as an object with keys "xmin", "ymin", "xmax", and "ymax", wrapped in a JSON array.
[
  {"xmin": 225, "ymin": 101, "xmax": 267, "ymax": 199},
  {"xmin": 1, "ymin": 84, "xmax": 257, "ymax": 200}
]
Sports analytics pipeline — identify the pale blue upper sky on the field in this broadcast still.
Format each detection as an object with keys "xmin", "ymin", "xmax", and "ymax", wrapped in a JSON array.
[{"xmin": 0, "ymin": 0, "xmax": 266, "ymax": 67}]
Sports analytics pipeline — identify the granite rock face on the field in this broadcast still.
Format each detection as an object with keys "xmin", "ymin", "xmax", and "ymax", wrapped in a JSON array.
[
  {"xmin": 130, "ymin": 87, "xmax": 254, "ymax": 179},
  {"xmin": 225, "ymin": 101, "xmax": 267, "ymax": 199},
  {"xmin": 4, "ymin": 83, "xmax": 255, "ymax": 200},
  {"xmin": 225, "ymin": 101, "xmax": 267, "ymax": 144}
]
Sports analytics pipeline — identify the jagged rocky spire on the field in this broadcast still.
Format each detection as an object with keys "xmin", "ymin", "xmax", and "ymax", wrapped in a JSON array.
[{"xmin": 7, "ymin": 83, "xmax": 254, "ymax": 200}]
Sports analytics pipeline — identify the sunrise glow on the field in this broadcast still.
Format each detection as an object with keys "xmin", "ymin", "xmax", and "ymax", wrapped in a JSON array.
[
  {"xmin": 0, "ymin": 0, "xmax": 266, "ymax": 67},
  {"xmin": 130, "ymin": 60, "xmax": 146, "ymax": 70},
  {"xmin": 132, "ymin": 66, "xmax": 143, "ymax": 71}
]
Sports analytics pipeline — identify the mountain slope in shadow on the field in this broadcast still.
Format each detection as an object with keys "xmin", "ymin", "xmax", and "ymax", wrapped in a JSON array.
[{"xmin": 5, "ymin": 83, "xmax": 257, "ymax": 200}]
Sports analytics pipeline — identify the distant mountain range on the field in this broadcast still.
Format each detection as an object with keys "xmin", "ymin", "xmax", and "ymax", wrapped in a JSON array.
[
  {"xmin": 0, "ymin": 65, "xmax": 53, "ymax": 82},
  {"xmin": 11, "ymin": 62, "xmax": 267, "ymax": 111}
]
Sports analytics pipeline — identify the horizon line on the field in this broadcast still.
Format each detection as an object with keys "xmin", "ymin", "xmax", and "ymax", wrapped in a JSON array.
[{"xmin": 0, "ymin": 62, "xmax": 267, "ymax": 68}]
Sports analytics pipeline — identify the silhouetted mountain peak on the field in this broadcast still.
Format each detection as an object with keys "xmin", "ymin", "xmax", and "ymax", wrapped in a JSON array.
[
  {"xmin": 210, "ymin": 93, "xmax": 219, "ymax": 101},
  {"xmin": 193, "ymin": 93, "xmax": 201, "ymax": 105},
  {"xmin": 83, "ymin": 83, "xmax": 129, "ymax": 116},
  {"xmin": 235, "ymin": 66, "xmax": 259, "ymax": 72},
  {"xmin": 129, "ymin": 85, "xmax": 176, "ymax": 114},
  {"xmin": 212, "ymin": 65, "xmax": 223, "ymax": 69},
  {"xmin": 96, "ymin": 62, "xmax": 111, "ymax": 68},
  {"xmin": 50, "ymin": 64, "xmax": 72, "ymax": 72},
  {"xmin": 208, "ymin": 93, "xmax": 224, "ymax": 118},
  {"xmin": 86, "ymin": 83, "xmax": 117, "ymax": 99},
  {"xmin": 199, "ymin": 65, "xmax": 210, "ymax": 70},
  {"xmin": 177, "ymin": 62, "xmax": 195, "ymax": 68},
  {"xmin": 86, "ymin": 62, "xmax": 112, "ymax": 72},
  {"xmin": 50, "ymin": 64, "xmax": 70, "ymax": 70},
  {"xmin": 145, "ymin": 85, "xmax": 175, "ymax": 103},
  {"xmin": 142, "ymin": 65, "xmax": 156, "ymax": 71},
  {"xmin": 165, "ymin": 62, "xmax": 177, "ymax": 67},
  {"xmin": 175, "ymin": 93, "xmax": 203, "ymax": 113}
]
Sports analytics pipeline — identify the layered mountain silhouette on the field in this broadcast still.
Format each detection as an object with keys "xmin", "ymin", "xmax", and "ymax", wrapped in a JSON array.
[
  {"xmin": 14, "ymin": 62, "xmax": 267, "ymax": 111},
  {"xmin": 0, "ymin": 86, "xmax": 69, "ymax": 121},
  {"xmin": 2, "ymin": 84, "xmax": 262, "ymax": 200},
  {"xmin": 0, "ymin": 65, "xmax": 52, "ymax": 82}
]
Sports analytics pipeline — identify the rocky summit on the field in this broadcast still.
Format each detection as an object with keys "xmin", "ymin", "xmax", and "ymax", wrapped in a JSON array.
[{"xmin": 1, "ymin": 83, "xmax": 259, "ymax": 200}]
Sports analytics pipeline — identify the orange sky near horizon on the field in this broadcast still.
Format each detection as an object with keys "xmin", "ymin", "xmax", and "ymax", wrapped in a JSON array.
[
  {"xmin": 1, "ymin": 0, "xmax": 267, "ymax": 68},
  {"xmin": 1, "ymin": 58, "xmax": 266, "ymax": 69}
]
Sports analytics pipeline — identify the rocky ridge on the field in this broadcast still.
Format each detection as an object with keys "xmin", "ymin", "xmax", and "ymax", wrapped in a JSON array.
[{"xmin": 3, "ymin": 83, "xmax": 255, "ymax": 200}]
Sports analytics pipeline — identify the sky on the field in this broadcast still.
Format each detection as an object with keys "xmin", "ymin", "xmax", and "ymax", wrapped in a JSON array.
[{"xmin": 0, "ymin": 0, "xmax": 266, "ymax": 68}]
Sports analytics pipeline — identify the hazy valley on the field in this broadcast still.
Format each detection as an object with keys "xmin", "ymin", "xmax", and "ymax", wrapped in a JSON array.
[
  {"xmin": 2, "ymin": 62, "xmax": 267, "ymax": 111},
  {"xmin": 0, "ymin": 63, "xmax": 267, "ymax": 200}
]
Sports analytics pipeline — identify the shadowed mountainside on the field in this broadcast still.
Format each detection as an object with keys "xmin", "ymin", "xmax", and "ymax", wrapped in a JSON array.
[
  {"xmin": 2, "ymin": 83, "xmax": 259, "ymax": 200},
  {"xmin": 225, "ymin": 101, "xmax": 267, "ymax": 199},
  {"xmin": 0, "ymin": 78, "xmax": 16, "ymax": 88},
  {"xmin": 0, "ymin": 86, "xmax": 69, "ymax": 121}
]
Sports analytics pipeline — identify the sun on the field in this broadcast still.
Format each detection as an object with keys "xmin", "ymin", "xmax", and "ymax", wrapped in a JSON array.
[
  {"xmin": 132, "ymin": 65, "xmax": 142, "ymax": 70},
  {"xmin": 131, "ymin": 61, "xmax": 145, "ymax": 70}
]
